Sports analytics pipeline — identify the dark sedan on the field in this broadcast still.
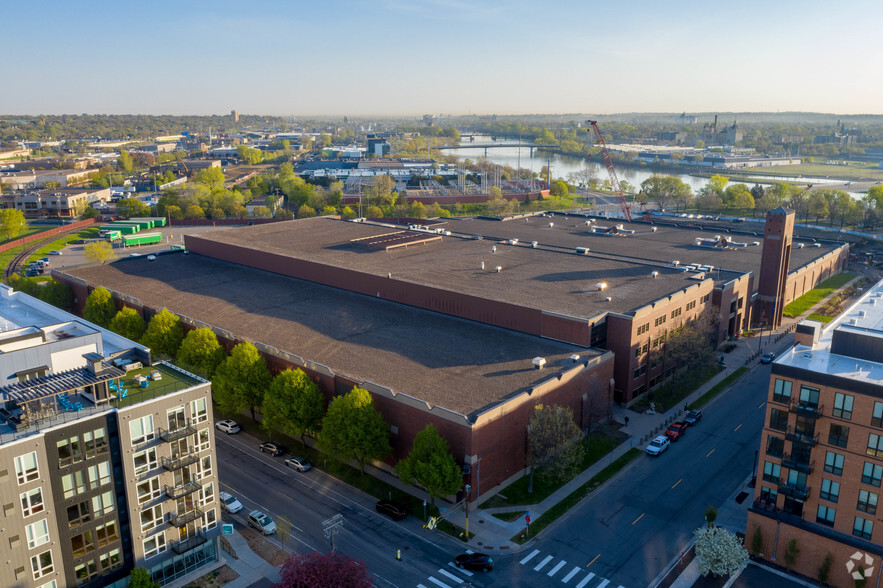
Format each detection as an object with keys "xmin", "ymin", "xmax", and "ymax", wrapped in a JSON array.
[
  {"xmin": 375, "ymin": 500, "xmax": 407, "ymax": 521},
  {"xmin": 455, "ymin": 552, "xmax": 493, "ymax": 572}
]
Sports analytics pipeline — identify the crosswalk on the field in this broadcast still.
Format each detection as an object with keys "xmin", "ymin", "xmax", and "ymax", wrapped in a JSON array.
[{"xmin": 417, "ymin": 560, "xmax": 474, "ymax": 588}]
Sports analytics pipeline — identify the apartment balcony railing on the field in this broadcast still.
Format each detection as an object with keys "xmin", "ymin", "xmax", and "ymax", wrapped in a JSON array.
[
  {"xmin": 777, "ymin": 479, "xmax": 811, "ymax": 500},
  {"xmin": 170, "ymin": 531, "xmax": 207, "ymax": 555},
  {"xmin": 164, "ymin": 482, "xmax": 201, "ymax": 500},
  {"xmin": 159, "ymin": 419, "xmax": 197, "ymax": 443},
  {"xmin": 789, "ymin": 400, "xmax": 823, "ymax": 418},
  {"xmin": 161, "ymin": 452, "xmax": 200, "ymax": 471},
  {"xmin": 781, "ymin": 454, "xmax": 815, "ymax": 475},
  {"xmin": 785, "ymin": 427, "xmax": 819, "ymax": 447},
  {"xmin": 169, "ymin": 507, "xmax": 204, "ymax": 528}
]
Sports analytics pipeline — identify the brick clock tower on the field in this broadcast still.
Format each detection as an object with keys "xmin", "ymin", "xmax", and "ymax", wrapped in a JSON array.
[{"xmin": 756, "ymin": 207, "xmax": 795, "ymax": 328}]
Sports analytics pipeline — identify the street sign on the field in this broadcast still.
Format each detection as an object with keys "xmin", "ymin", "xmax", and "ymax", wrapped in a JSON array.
[
  {"xmin": 525, "ymin": 515, "xmax": 531, "ymax": 524},
  {"xmin": 221, "ymin": 524, "xmax": 233, "ymax": 535}
]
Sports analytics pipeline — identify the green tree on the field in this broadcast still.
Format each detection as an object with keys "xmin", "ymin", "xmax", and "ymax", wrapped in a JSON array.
[
  {"xmin": 213, "ymin": 342, "xmax": 271, "ymax": 421},
  {"xmin": 0, "ymin": 209, "xmax": 28, "ymax": 241},
  {"xmin": 141, "ymin": 308, "xmax": 185, "ymax": 357},
  {"xmin": 176, "ymin": 327, "xmax": 225, "ymax": 376},
  {"xmin": 84, "ymin": 241, "xmax": 117, "ymax": 264},
  {"xmin": 784, "ymin": 538, "xmax": 800, "ymax": 570},
  {"xmin": 723, "ymin": 184, "xmax": 754, "ymax": 210},
  {"xmin": 365, "ymin": 175, "xmax": 397, "ymax": 207},
  {"xmin": 83, "ymin": 287, "xmax": 116, "ymax": 327},
  {"xmin": 166, "ymin": 204, "xmax": 184, "ymax": 220},
  {"xmin": 184, "ymin": 204, "xmax": 205, "ymax": 219},
  {"xmin": 641, "ymin": 175, "xmax": 691, "ymax": 211},
  {"xmin": 318, "ymin": 386, "xmax": 391, "ymax": 473},
  {"xmin": 527, "ymin": 404, "xmax": 582, "ymax": 489},
  {"xmin": 396, "ymin": 424, "xmax": 462, "ymax": 505},
  {"xmin": 38, "ymin": 278, "xmax": 73, "ymax": 310},
  {"xmin": 116, "ymin": 197, "xmax": 150, "ymax": 218},
  {"xmin": 129, "ymin": 567, "xmax": 160, "ymax": 588},
  {"xmin": 297, "ymin": 205, "xmax": 316, "ymax": 218},
  {"xmin": 365, "ymin": 205, "xmax": 383, "ymax": 218},
  {"xmin": 194, "ymin": 167, "xmax": 225, "ymax": 189},
  {"xmin": 808, "ymin": 192, "xmax": 829, "ymax": 222},
  {"xmin": 262, "ymin": 369, "xmax": 325, "ymax": 443},
  {"xmin": 118, "ymin": 150, "xmax": 134, "ymax": 172},
  {"xmin": 550, "ymin": 180, "xmax": 569, "ymax": 198},
  {"xmin": 818, "ymin": 553, "xmax": 833, "ymax": 585},
  {"xmin": 109, "ymin": 307, "xmax": 146, "ymax": 341},
  {"xmin": 80, "ymin": 205, "xmax": 99, "ymax": 220}
]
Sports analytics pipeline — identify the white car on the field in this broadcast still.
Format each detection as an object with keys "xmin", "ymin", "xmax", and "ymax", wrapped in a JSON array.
[
  {"xmin": 646, "ymin": 435, "xmax": 671, "ymax": 456},
  {"xmin": 219, "ymin": 491, "xmax": 243, "ymax": 514},
  {"xmin": 48, "ymin": 250, "xmax": 62, "ymax": 255},
  {"xmin": 215, "ymin": 419, "xmax": 240, "ymax": 434},
  {"xmin": 248, "ymin": 510, "xmax": 277, "ymax": 535}
]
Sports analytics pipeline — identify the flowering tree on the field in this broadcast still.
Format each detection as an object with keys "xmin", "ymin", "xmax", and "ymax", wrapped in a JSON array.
[
  {"xmin": 275, "ymin": 551, "xmax": 371, "ymax": 588},
  {"xmin": 694, "ymin": 525, "xmax": 749, "ymax": 577}
]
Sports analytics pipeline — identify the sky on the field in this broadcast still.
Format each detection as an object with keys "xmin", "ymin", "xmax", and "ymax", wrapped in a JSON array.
[{"xmin": 4, "ymin": 0, "xmax": 882, "ymax": 117}]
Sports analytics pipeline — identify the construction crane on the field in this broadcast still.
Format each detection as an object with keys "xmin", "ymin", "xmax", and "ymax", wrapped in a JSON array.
[{"xmin": 586, "ymin": 120, "xmax": 631, "ymax": 221}]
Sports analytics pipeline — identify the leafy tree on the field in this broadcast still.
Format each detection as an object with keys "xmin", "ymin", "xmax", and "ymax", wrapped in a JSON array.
[
  {"xmin": 84, "ymin": 241, "xmax": 117, "ymax": 264},
  {"xmin": 80, "ymin": 205, "xmax": 99, "ymax": 220},
  {"xmin": 276, "ymin": 515, "xmax": 293, "ymax": 548},
  {"xmin": 550, "ymin": 180, "xmax": 569, "ymax": 197},
  {"xmin": 318, "ymin": 386, "xmax": 391, "ymax": 473},
  {"xmin": 116, "ymin": 197, "xmax": 150, "ymax": 218},
  {"xmin": 527, "ymin": 404, "xmax": 582, "ymax": 489},
  {"xmin": 141, "ymin": 308, "xmax": 185, "ymax": 357},
  {"xmin": 277, "ymin": 551, "xmax": 371, "ymax": 588},
  {"xmin": 409, "ymin": 202, "xmax": 427, "ymax": 218},
  {"xmin": 723, "ymin": 184, "xmax": 754, "ymax": 210},
  {"xmin": 176, "ymin": 327, "xmax": 225, "ymax": 376},
  {"xmin": 0, "ymin": 209, "xmax": 27, "ymax": 241},
  {"xmin": 262, "ymin": 369, "xmax": 325, "ymax": 443},
  {"xmin": 184, "ymin": 204, "xmax": 205, "ymax": 219},
  {"xmin": 641, "ymin": 175, "xmax": 691, "ymax": 211},
  {"xmin": 808, "ymin": 192, "xmax": 829, "ymax": 222},
  {"xmin": 365, "ymin": 205, "xmax": 383, "ymax": 218},
  {"xmin": 704, "ymin": 505, "xmax": 718, "ymax": 526},
  {"xmin": 365, "ymin": 175, "xmax": 397, "ymax": 207},
  {"xmin": 341, "ymin": 206, "xmax": 356, "ymax": 219},
  {"xmin": 129, "ymin": 567, "xmax": 160, "ymax": 588},
  {"xmin": 166, "ymin": 204, "xmax": 184, "ymax": 220},
  {"xmin": 118, "ymin": 150, "xmax": 134, "ymax": 172},
  {"xmin": 194, "ymin": 167, "xmax": 225, "ymax": 189},
  {"xmin": 750, "ymin": 525, "xmax": 763, "ymax": 555},
  {"xmin": 297, "ymin": 205, "xmax": 316, "ymax": 218},
  {"xmin": 83, "ymin": 287, "xmax": 116, "ymax": 327},
  {"xmin": 818, "ymin": 552, "xmax": 833, "ymax": 585},
  {"xmin": 39, "ymin": 278, "xmax": 73, "ymax": 310},
  {"xmin": 275, "ymin": 208, "xmax": 294, "ymax": 219},
  {"xmin": 321, "ymin": 205, "xmax": 337, "ymax": 216},
  {"xmin": 784, "ymin": 538, "xmax": 800, "ymax": 570},
  {"xmin": 109, "ymin": 307, "xmax": 146, "ymax": 341},
  {"xmin": 213, "ymin": 342, "xmax": 271, "ymax": 420},
  {"xmin": 693, "ymin": 525, "xmax": 748, "ymax": 577},
  {"xmin": 396, "ymin": 424, "xmax": 462, "ymax": 504},
  {"xmin": 237, "ymin": 145, "xmax": 263, "ymax": 165}
]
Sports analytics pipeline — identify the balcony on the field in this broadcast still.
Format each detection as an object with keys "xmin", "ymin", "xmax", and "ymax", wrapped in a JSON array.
[
  {"xmin": 170, "ymin": 507, "xmax": 204, "ymax": 527},
  {"xmin": 165, "ymin": 482, "xmax": 200, "ymax": 500},
  {"xmin": 785, "ymin": 427, "xmax": 819, "ymax": 447},
  {"xmin": 161, "ymin": 452, "xmax": 200, "ymax": 471},
  {"xmin": 782, "ymin": 453, "xmax": 814, "ymax": 474},
  {"xmin": 790, "ymin": 400, "xmax": 823, "ymax": 418},
  {"xmin": 159, "ymin": 420, "xmax": 196, "ymax": 443},
  {"xmin": 170, "ymin": 530, "xmax": 207, "ymax": 555},
  {"xmin": 777, "ymin": 480, "xmax": 811, "ymax": 500}
]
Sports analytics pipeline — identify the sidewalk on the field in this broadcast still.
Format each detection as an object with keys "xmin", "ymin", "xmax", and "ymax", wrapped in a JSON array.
[{"xmin": 218, "ymin": 529, "xmax": 283, "ymax": 588}]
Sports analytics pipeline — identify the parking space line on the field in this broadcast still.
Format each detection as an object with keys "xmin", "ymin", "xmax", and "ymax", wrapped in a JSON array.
[
  {"xmin": 548, "ymin": 560, "xmax": 567, "ymax": 576},
  {"xmin": 576, "ymin": 572, "xmax": 595, "ymax": 588},
  {"xmin": 520, "ymin": 549, "xmax": 540, "ymax": 565},
  {"xmin": 447, "ymin": 562, "xmax": 473, "ymax": 576},
  {"xmin": 436, "ymin": 568, "xmax": 463, "ymax": 583},
  {"xmin": 562, "ymin": 566, "xmax": 581, "ymax": 583},
  {"xmin": 534, "ymin": 554, "xmax": 554, "ymax": 571}
]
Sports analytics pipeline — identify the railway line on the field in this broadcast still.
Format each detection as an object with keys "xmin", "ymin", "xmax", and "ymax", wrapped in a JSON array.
[{"xmin": 3, "ymin": 224, "xmax": 90, "ymax": 279}]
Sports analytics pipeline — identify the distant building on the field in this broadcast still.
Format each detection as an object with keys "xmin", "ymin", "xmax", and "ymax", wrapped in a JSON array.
[
  {"xmin": 656, "ymin": 131, "xmax": 687, "ymax": 145},
  {"xmin": 699, "ymin": 116, "xmax": 742, "ymax": 146},
  {"xmin": 366, "ymin": 134, "xmax": 390, "ymax": 157},
  {"xmin": 2, "ymin": 187, "xmax": 111, "ymax": 218},
  {"xmin": 0, "ymin": 168, "xmax": 97, "ymax": 190},
  {"xmin": 231, "ymin": 110, "xmax": 239, "ymax": 123}
]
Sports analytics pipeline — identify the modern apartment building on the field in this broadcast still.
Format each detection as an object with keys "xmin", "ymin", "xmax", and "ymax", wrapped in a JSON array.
[
  {"xmin": 747, "ymin": 278, "xmax": 883, "ymax": 588},
  {"xmin": 0, "ymin": 284, "xmax": 219, "ymax": 588}
]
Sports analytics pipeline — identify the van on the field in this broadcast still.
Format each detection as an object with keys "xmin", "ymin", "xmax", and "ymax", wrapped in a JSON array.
[{"xmin": 247, "ymin": 510, "xmax": 277, "ymax": 535}]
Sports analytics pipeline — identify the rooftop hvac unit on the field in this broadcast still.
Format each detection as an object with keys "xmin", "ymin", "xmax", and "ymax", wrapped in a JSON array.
[
  {"xmin": 595, "ymin": 282, "xmax": 608, "ymax": 291},
  {"xmin": 585, "ymin": 220, "xmax": 592, "ymax": 225},
  {"xmin": 480, "ymin": 262, "xmax": 485, "ymax": 270},
  {"xmin": 651, "ymin": 271, "xmax": 659, "ymax": 278},
  {"xmin": 570, "ymin": 354, "xmax": 580, "ymax": 363},
  {"xmin": 531, "ymin": 241, "xmax": 538, "ymax": 248},
  {"xmin": 651, "ymin": 226, "xmax": 658, "ymax": 232},
  {"xmin": 491, "ymin": 245, "xmax": 496, "ymax": 253},
  {"xmin": 797, "ymin": 243, "xmax": 805, "ymax": 248},
  {"xmin": 495, "ymin": 266, "xmax": 502, "ymax": 273},
  {"xmin": 812, "ymin": 243, "xmax": 821, "ymax": 247},
  {"xmin": 751, "ymin": 241, "xmax": 760, "ymax": 246},
  {"xmin": 859, "ymin": 310, "xmax": 866, "ymax": 317},
  {"xmin": 576, "ymin": 247, "xmax": 590, "ymax": 255},
  {"xmin": 532, "ymin": 357, "xmax": 546, "ymax": 369},
  {"xmin": 671, "ymin": 260, "xmax": 680, "ymax": 266},
  {"xmin": 508, "ymin": 238, "xmax": 519, "ymax": 245},
  {"xmin": 605, "ymin": 296, "xmax": 612, "ymax": 302},
  {"xmin": 548, "ymin": 222, "xmax": 554, "ymax": 228}
]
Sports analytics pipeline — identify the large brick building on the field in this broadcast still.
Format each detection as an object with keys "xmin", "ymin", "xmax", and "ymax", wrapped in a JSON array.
[{"xmin": 747, "ymin": 280, "xmax": 883, "ymax": 588}]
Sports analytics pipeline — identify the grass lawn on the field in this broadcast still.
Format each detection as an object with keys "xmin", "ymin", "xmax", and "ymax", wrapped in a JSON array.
[
  {"xmin": 688, "ymin": 367, "xmax": 749, "ymax": 411},
  {"xmin": 724, "ymin": 162, "xmax": 883, "ymax": 182},
  {"xmin": 27, "ymin": 227, "xmax": 100, "ymax": 264},
  {"xmin": 806, "ymin": 313, "xmax": 834, "ymax": 324},
  {"xmin": 511, "ymin": 449, "xmax": 642, "ymax": 544},
  {"xmin": 111, "ymin": 363, "xmax": 201, "ymax": 408},
  {"xmin": 630, "ymin": 363, "xmax": 722, "ymax": 414},
  {"xmin": 0, "ymin": 227, "xmax": 48, "ymax": 246},
  {"xmin": 783, "ymin": 273, "xmax": 857, "ymax": 317},
  {"xmin": 491, "ymin": 511, "xmax": 525, "ymax": 522}
]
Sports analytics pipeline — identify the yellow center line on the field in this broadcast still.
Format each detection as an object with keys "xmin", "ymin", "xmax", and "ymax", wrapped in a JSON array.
[
  {"xmin": 706, "ymin": 448, "xmax": 716, "ymax": 458},
  {"xmin": 672, "ymin": 479, "xmax": 682, "ymax": 489},
  {"xmin": 587, "ymin": 553, "xmax": 600, "ymax": 567},
  {"xmin": 734, "ymin": 424, "xmax": 742, "ymax": 432},
  {"xmin": 632, "ymin": 513, "xmax": 645, "ymax": 525}
]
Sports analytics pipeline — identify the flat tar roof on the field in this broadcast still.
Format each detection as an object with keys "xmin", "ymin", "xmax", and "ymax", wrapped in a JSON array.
[{"xmin": 62, "ymin": 255, "xmax": 606, "ymax": 417}]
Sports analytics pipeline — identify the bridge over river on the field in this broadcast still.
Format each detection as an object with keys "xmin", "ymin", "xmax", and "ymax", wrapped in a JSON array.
[{"xmin": 435, "ymin": 143, "xmax": 559, "ymax": 157}]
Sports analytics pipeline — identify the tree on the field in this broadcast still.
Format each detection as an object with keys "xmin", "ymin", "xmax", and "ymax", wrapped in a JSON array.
[
  {"xmin": 116, "ymin": 197, "xmax": 150, "ymax": 218},
  {"xmin": 318, "ymin": 386, "xmax": 391, "ymax": 473},
  {"xmin": 818, "ymin": 552, "xmax": 833, "ymax": 585},
  {"xmin": 365, "ymin": 205, "xmax": 383, "ymax": 218},
  {"xmin": 176, "ymin": 327, "xmax": 225, "ymax": 376},
  {"xmin": 641, "ymin": 175, "xmax": 691, "ymax": 211},
  {"xmin": 262, "ymin": 369, "xmax": 325, "ymax": 443},
  {"xmin": 694, "ymin": 140, "xmax": 705, "ymax": 149},
  {"xmin": 109, "ymin": 307, "xmax": 146, "ymax": 341},
  {"xmin": 141, "ymin": 308, "xmax": 185, "ymax": 357},
  {"xmin": 184, "ymin": 204, "xmax": 205, "ymax": 219},
  {"xmin": 276, "ymin": 515, "xmax": 293, "ymax": 548},
  {"xmin": 297, "ymin": 205, "xmax": 316, "ymax": 218},
  {"xmin": 80, "ymin": 204, "xmax": 99, "ymax": 219},
  {"xmin": 784, "ymin": 538, "xmax": 800, "ymax": 570},
  {"xmin": 83, "ymin": 287, "xmax": 116, "ymax": 327},
  {"xmin": 277, "ymin": 551, "xmax": 371, "ymax": 588},
  {"xmin": 396, "ymin": 424, "xmax": 462, "ymax": 504},
  {"xmin": 165, "ymin": 204, "xmax": 183, "ymax": 220},
  {"xmin": 129, "ymin": 567, "xmax": 160, "ymax": 588},
  {"xmin": 0, "ymin": 208, "xmax": 27, "ymax": 241},
  {"xmin": 808, "ymin": 193, "xmax": 829, "ymax": 223},
  {"xmin": 118, "ymin": 150, "xmax": 134, "ymax": 172},
  {"xmin": 194, "ymin": 167, "xmax": 225, "ymax": 189},
  {"xmin": 365, "ymin": 175, "xmax": 397, "ymax": 207},
  {"xmin": 550, "ymin": 180, "xmax": 569, "ymax": 198},
  {"xmin": 39, "ymin": 278, "xmax": 73, "ymax": 310},
  {"xmin": 693, "ymin": 525, "xmax": 749, "ymax": 577},
  {"xmin": 704, "ymin": 505, "xmax": 718, "ymax": 525},
  {"xmin": 213, "ymin": 342, "xmax": 271, "ymax": 421},
  {"xmin": 527, "ymin": 404, "xmax": 582, "ymax": 488},
  {"xmin": 84, "ymin": 241, "xmax": 117, "ymax": 264},
  {"xmin": 750, "ymin": 525, "xmax": 763, "ymax": 556}
]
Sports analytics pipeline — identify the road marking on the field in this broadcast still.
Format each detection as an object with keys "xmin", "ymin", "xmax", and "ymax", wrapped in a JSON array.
[
  {"xmin": 427, "ymin": 577, "xmax": 452, "ymax": 588},
  {"xmin": 587, "ymin": 554, "xmax": 600, "ymax": 567},
  {"xmin": 520, "ymin": 549, "xmax": 541, "ymax": 565},
  {"xmin": 562, "ymin": 566, "xmax": 581, "ymax": 583},
  {"xmin": 672, "ymin": 479, "xmax": 682, "ymax": 489},
  {"xmin": 418, "ymin": 585, "xmax": 429, "ymax": 588},
  {"xmin": 597, "ymin": 580, "xmax": 610, "ymax": 588},
  {"xmin": 734, "ymin": 424, "xmax": 742, "ymax": 432},
  {"xmin": 576, "ymin": 572, "xmax": 595, "ymax": 588},
  {"xmin": 758, "ymin": 401, "xmax": 766, "ymax": 409},
  {"xmin": 534, "ymin": 554, "xmax": 554, "ymax": 571},
  {"xmin": 436, "ymin": 568, "xmax": 463, "ymax": 583},
  {"xmin": 632, "ymin": 513, "xmax": 644, "ymax": 525},
  {"xmin": 548, "ymin": 560, "xmax": 567, "ymax": 576},
  {"xmin": 706, "ymin": 448, "xmax": 716, "ymax": 458},
  {"xmin": 447, "ymin": 562, "xmax": 473, "ymax": 576}
]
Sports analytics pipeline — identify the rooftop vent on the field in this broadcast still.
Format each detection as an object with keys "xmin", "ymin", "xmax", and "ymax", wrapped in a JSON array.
[
  {"xmin": 671, "ymin": 260, "xmax": 680, "ymax": 267},
  {"xmin": 508, "ymin": 238, "xmax": 519, "ymax": 245},
  {"xmin": 797, "ymin": 243, "xmax": 805, "ymax": 248},
  {"xmin": 751, "ymin": 241, "xmax": 760, "ymax": 246},
  {"xmin": 576, "ymin": 247, "xmax": 590, "ymax": 255},
  {"xmin": 595, "ymin": 282, "xmax": 608, "ymax": 291},
  {"xmin": 495, "ymin": 265, "xmax": 502, "ymax": 273},
  {"xmin": 548, "ymin": 222, "xmax": 554, "ymax": 228},
  {"xmin": 651, "ymin": 226, "xmax": 658, "ymax": 232},
  {"xmin": 570, "ymin": 354, "xmax": 580, "ymax": 363},
  {"xmin": 812, "ymin": 243, "xmax": 821, "ymax": 247},
  {"xmin": 651, "ymin": 271, "xmax": 659, "ymax": 278},
  {"xmin": 491, "ymin": 245, "xmax": 496, "ymax": 253},
  {"xmin": 480, "ymin": 262, "xmax": 485, "ymax": 270},
  {"xmin": 531, "ymin": 241, "xmax": 538, "ymax": 248},
  {"xmin": 605, "ymin": 296, "xmax": 612, "ymax": 302},
  {"xmin": 532, "ymin": 357, "xmax": 546, "ymax": 369}
]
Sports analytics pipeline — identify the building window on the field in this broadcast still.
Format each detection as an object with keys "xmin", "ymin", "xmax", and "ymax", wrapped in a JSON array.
[
  {"xmin": 686, "ymin": 300, "xmax": 697, "ymax": 311},
  {"xmin": 37, "ymin": 581, "xmax": 57, "ymax": 588},
  {"xmin": 200, "ymin": 482, "xmax": 214, "ymax": 507},
  {"xmin": 62, "ymin": 470, "xmax": 88, "ymax": 499},
  {"xmin": 99, "ymin": 548, "xmax": 122, "ymax": 572},
  {"xmin": 57, "ymin": 435, "xmax": 83, "ymax": 467},
  {"xmin": 141, "ymin": 504, "xmax": 163, "ymax": 533},
  {"xmin": 862, "ymin": 462, "xmax": 883, "ymax": 487},
  {"xmin": 143, "ymin": 533, "xmax": 167, "ymax": 559},
  {"xmin": 858, "ymin": 490, "xmax": 878, "ymax": 515},
  {"xmin": 26, "ymin": 519, "xmax": 50, "ymax": 549},
  {"xmin": 820, "ymin": 479, "xmax": 840, "ymax": 502},
  {"xmin": 87, "ymin": 461, "xmax": 112, "ymax": 489},
  {"xmin": 129, "ymin": 415, "xmax": 155, "ymax": 445},
  {"xmin": 769, "ymin": 408, "xmax": 788, "ymax": 432},
  {"xmin": 832, "ymin": 393, "xmax": 853, "ymax": 420},
  {"xmin": 74, "ymin": 559, "xmax": 98, "ymax": 586},
  {"xmin": 191, "ymin": 397, "xmax": 208, "ymax": 424},
  {"xmin": 853, "ymin": 516, "xmax": 874, "ymax": 540},
  {"xmin": 67, "ymin": 500, "xmax": 92, "ymax": 528},
  {"xmin": 798, "ymin": 385, "xmax": 820, "ymax": 408},
  {"xmin": 760, "ymin": 486, "xmax": 777, "ymax": 502},
  {"xmin": 15, "ymin": 452, "xmax": 39, "ymax": 484},
  {"xmin": 30, "ymin": 551, "xmax": 54, "ymax": 580},
  {"xmin": 772, "ymin": 379, "xmax": 792, "ymax": 404},
  {"xmin": 867, "ymin": 434, "xmax": 883, "ymax": 458},
  {"xmin": 199, "ymin": 455, "xmax": 213, "ymax": 479},
  {"xmin": 20, "ymin": 487, "xmax": 44, "ymax": 517},
  {"xmin": 137, "ymin": 478, "xmax": 161, "ymax": 505},
  {"xmin": 816, "ymin": 505, "xmax": 836, "ymax": 526},
  {"xmin": 634, "ymin": 346, "xmax": 641, "ymax": 358},
  {"xmin": 83, "ymin": 428, "xmax": 108, "ymax": 459},
  {"xmin": 204, "ymin": 508, "xmax": 217, "ymax": 530},
  {"xmin": 828, "ymin": 424, "xmax": 849, "ymax": 448},
  {"xmin": 636, "ymin": 323, "xmax": 649, "ymax": 336},
  {"xmin": 71, "ymin": 530, "xmax": 96, "ymax": 557},
  {"xmin": 195, "ymin": 428, "xmax": 210, "ymax": 453},
  {"xmin": 671, "ymin": 308, "xmax": 682, "ymax": 319},
  {"xmin": 633, "ymin": 364, "xmax": 647, "ymax": 379},
  {"xmin": 92, "ymin": 491, "xmax": 114, "ymax": 516},
  {"xmin": 766, "ymin": 435, "xmax": 785, "ymax": 458},
  {"xmin": 873, "ymin": 402, "xmax": 883, "ymax": 428},
  {"xmin": 133, "ymin": 447, "xmax": 158, "ymax": 475},
  {"xmin": 824, "ymin": 452, "xmax": 844, "ymax": 476},
  {"xmin": 654, "ymin": 315, "xmax": 667, "ymax": 327},
  {"xmin": 762, "ymin": 461, "xmax": 781, "ymax": 484},
  {"xmin": 96, "ymin": 521, "xmax": 119, "ymax": 547}
]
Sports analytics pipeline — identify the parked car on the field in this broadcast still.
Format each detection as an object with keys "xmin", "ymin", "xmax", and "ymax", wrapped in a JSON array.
[
  {"xmin": 285, "ymin": 456, "xmax": 312, "ymax": 472},
  {"xmin": 645, "ymin": 435, "xmax": 670, "ymax": 456},
  {"xmin": 219, "ymin": 491, "xmax": 243, "ymax": 514},
  {"xmin": 258, "ymin": 441, "xmax": 284, "ymax": 456},
  {"xmin": 48, "ymin": 250, "xmax": 62, "ymax": 255},
  {"xmin": 247, "ymin": 510, "xmax": 277, "ymax": 535},
  {"xmin": 215, "ymin": 419, "xmax": 240, "ymax": 434},
  {"xmin": 375, "ymin": 500, "xmax": 407, "ymax": 521},
  {"xmin": 761, "ymin": 352, "xmax": 776, "ymax": 364},
  {"xmin": 684, "ymin": 410, "xmax": 703, "ymax": 426},
  {"xmin": 665, "ymin": 422, "xmax": 688, "ymax": 441},
  {"xmin": 455, "ymin": 552, "xmax": 494, "ymax": 572}
]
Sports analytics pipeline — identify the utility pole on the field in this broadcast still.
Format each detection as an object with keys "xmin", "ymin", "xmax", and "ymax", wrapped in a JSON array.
[{"xmin": 322, "ymin": 514, "xmax": 343, "ymax": 551}]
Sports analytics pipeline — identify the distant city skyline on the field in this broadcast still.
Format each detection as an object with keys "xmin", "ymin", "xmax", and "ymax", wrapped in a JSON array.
[{"xmin": 5, "ymin": 0, "xmax": 882, "ymax": 117}]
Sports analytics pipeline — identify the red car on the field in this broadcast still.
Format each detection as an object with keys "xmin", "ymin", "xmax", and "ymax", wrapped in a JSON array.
[{"xmin": 665, "ymin": 422, "xmax": 688, "ymax": 441}]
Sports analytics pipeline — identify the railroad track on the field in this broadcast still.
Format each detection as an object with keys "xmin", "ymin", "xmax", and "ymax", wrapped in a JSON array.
[{"xmin": 4, "ymin": 224, "xmax": 91, "ymax": 279}]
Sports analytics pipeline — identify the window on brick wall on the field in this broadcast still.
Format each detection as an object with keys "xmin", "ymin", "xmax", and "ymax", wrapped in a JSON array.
[
  {"xmin": 828, "ymin": 424, "xmax": 849, "ymax": 448},
  {"xmin": 820, "ymin": 479, "xmax": 840, "ymax": 502},
  {"xmin": 873, "ymin": 402, "xmax": 883, "ymax": 428},
  {"xmin": 833, "ymin": 393, "xmax": 854, "ymax": 419},
  {"xmin": 863, "ymin": 462, "xmax": 883, "ymax": 487},
  {"xmin": 772, "ymin": 379, "xmax": 792, "ymax": 404},
  {"xmin": 867, "ymin": 434, "xmax": 883, "ymax": 458},
  {"xmin": 858, "ymin": 490, "xmax": 878, "ymax": 515},
  {"xmin": 769, "ymin": 408, "xmax": 788, "ymax": 432},
  {"xmin": 853, "ymin": 516, "xmax": 874, "ymax": 540},
  {"xmin": 762, "ymin": 461, "xmax": 781, "ymax": 484},
  {"xmin": 825, "ymin": 452, "xmax": 844, "ymax": 476},
  {"xmin": 816, "ymin": 505, "xmax": 836, "ymax": 527},
  {"xmin": 766, "ymin": 435, "xmax": 785, "ymax": 458}
]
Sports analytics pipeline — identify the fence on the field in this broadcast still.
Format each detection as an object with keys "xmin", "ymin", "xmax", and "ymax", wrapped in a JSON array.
[{"xmin": 0, "ymin": 218, "xmax": 98, "ymax": 254}]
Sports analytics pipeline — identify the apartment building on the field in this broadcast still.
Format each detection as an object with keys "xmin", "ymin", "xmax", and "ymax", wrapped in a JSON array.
[
  {"xmin": 0, "ymin": 284, "xmax": 219, "ymax": 588},
  {"xmin": 747, "ymin": 279, "xmax": 883, "ymax": 588}
]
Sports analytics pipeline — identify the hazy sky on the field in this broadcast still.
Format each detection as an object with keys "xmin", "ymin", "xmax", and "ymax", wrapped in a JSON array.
[{"xmin": 5, "ymin": 0, "xmax": 882, "ymax": 116}]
